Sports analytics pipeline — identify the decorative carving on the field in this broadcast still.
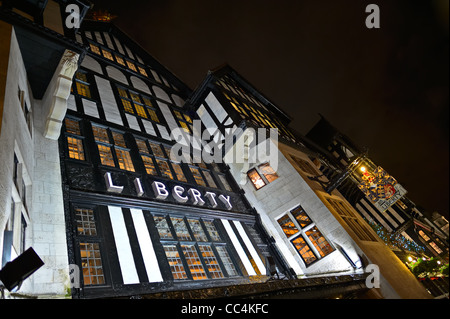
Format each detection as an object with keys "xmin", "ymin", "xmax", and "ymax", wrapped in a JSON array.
[{"xmin": 44, "ymin": 49, "xmax": 80, "ymax": 140}]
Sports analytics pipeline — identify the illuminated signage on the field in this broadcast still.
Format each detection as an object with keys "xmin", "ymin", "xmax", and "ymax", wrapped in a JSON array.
[
  {"xmin": 104, "ymin": 172, "xmax": 233, "ymax": 210},
  {"xmin": 357, "ymin": 166, "xmax": 407, "ymax": 212}
]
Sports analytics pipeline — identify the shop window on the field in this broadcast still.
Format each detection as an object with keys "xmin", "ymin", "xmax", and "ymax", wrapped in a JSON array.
[
  {"xmin": 163, "ymin": 245, "xmax": 187, "ymax": 280},
  {"xmin": 181, "ymin": 244, "xmax": 208, "ymax": 280},
  {"xmin": 75, "ymin": 208, "xmax": 97, "ymax": 236},
  {"xmin": 79, "ymin": 243, "xmax": 105, "ymax": 286},
  {"xmin": 154, "ymin": 215, "xmax": 240, "ymax": 281},
  {"xmin": 73, "ymin": 206, "xmax": 106, "ymax": 287},
  {"xmin": 198, "ymin": 245, "xmax": 224, "ymax": 279}
]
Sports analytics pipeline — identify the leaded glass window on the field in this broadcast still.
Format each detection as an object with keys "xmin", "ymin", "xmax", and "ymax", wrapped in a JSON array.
[
  {"xmin": 199, "ymin": 245, "xmax": 224, "ymax": 279},
  {"xmin": 181, "ymin": 244, "xmax": 207, "ymax": 281},
  {"xmin": 75, "ymin": 208, "xmax": 97, "ymax": 236},
  {"xmin": 171, "ymin": 217, "xmax": 191, "ymax": 241},
  {"xmin": 163, "ymin": 244, "xmax": 187, "ymax": 280},
  {"xmin": 65, "ymin": 118, "xmax": 85, "ymax": 161}
]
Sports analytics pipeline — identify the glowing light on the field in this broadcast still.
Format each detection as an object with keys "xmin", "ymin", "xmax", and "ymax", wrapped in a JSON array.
[
  {"xmin": 408, "ymin": 256, "xmax": 413, "ymax": 262},
  {"xmin": 360, "ymin": 166, "xmax": 367, "ymax": 173}
]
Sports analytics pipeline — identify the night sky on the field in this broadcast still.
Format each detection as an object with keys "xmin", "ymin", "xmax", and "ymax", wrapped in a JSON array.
[{"xmin": 89, "ymin": 0, "xmax": 449, "ymax": 219}]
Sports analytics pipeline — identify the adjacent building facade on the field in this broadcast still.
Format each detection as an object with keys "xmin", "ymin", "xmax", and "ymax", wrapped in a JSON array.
[
  {"xmin": 306, "ymin": 116, "xmax": 449, "ymax": 261},
  {"xmin": 0, "ymin": 1, "xmax": 433, "ymax": 299}
]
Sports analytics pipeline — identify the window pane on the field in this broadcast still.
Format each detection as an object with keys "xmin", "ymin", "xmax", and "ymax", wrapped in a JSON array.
[
  {"xmin": 149, "ymin": 142, "xmax": 165, "ymax": 158},
  {"xmin": 291, "ymin": 236, "xmax": 317, "ymax": 265},
  {"xmin": 121, "ymin": 98, "xmax": 134, "ymax": 114},
  {"xmin": 111, "ymin": 131, "xmax": 126, "ymax": 148},
  {"xmin": 291, "ymin": 206, "xmax": 312, "ymax": 228},
  {"xmin": 170, "ymin": 217, "xmax": 191, "ymax": 241},
  {"xmin": 97, "ymin": 144, "xmax": 115, "ymax": 167},
  {"xmin": 187, "ymin": 219, "xmax": 207, "ymax": 242},
  {"xmin": 147, "ymin": 108, "xmax": 160, "ymax": 123},
  {"xmin": 138, "ymin": 66, "xmax": 148, "ymax": 77},
  {"xmin": 142, "ymin": 96, "xmax": 153, "ymax": 107},
  {"xmin": 174, "ymin": 110, "xmax": 184, "ymax": 120},
  {"xmin": 129, "ymin": 92, "xmax": 141, "ymax": 104},
  {"xmin": 154, "ymin": 216, "xmax": 173, "ymax": 240},
  {"xmin": 163, "ymin": 245, "xmax": 187, "ymax": 280},
  {"xmin": 305, "ymin": 227, "xmax": 334, "ymax": 258},
  {"xmin": 204, "ymin": 221, "xmax": 221, "ymax": 241},
  {"xmin": 92, "ymin": 126, "xmax": 109, "ymax": 143},
  {"xmin": 115, "ymin": 55, "xmax": 126, "ymax": 66},
  {"xmin": 65, "ymin": 118, "xmax": 81, "ymax": 135},
  {"xmin": 171, "ymin": 162, "xmax": 187, "ymax": 182},
  {"xmin": 198, "ymin": 245, "xmax": 224, "ymax": 279},
  {"xmin": 89, "ymin": 44, "xmax": 101, "ymax": 55},
  {"xmin": 157, "ymin": 159, "xmax": 173, "ymax": 179},
  {"xmin": 179, "ymin": 121, "xmax": 190, "ymax": 133},
  {"xmin": 76, "ymin": 82, "xmax": 91, "ymax": 98},
  {"xmin": 80, "ymin": 243, "xmax": 105, "ymax": 286},
  {"xmin": 134, "ymin": 103, "xmax": 148, "ymax": 118},
  {"xmin": 248, "ymin": 169, "xmax": 266, "ymax": 190},
  {"xmin": 118, "ymin": 87, "xmax": 128, "ymax": 98},
  {"xmin": 136, "ymin": 139, "xmax": 149, "ymax": 154},
  {"xmin": 115, "ymin": 149, "xmax": 135, "ymax": 172},
  {"xmin": 190, "ymin": 167, "xmax": 206, "ymax": 187},
  {"xmin": 202, "ymin": 170, "xmax": 217, "ymax": 188},
  {"xmin": 102, "ymin": 49, "xmax": 114, "ymax": 60},
  {"xmin": 181, "ymin": 245, "xmax": 207, "ymax": 280},
  {"xmin": 126, "ymin": 60, "xmax": 137, "ymax": 72},
  {"xmin": 277, "ymin": 214, "xmax": 299, "ymax": 238},
  {"xmin": 259, "ymin": 163, "xmax": 279, "ymax": 183},
  {"xmin": 67, "ymin": 137, "xmax": 85, "ymax": 160},
  {"xmin": 75, "ymin": 72, "xmax": 88, "ymax": 82},
  {"xmin": 216, "ymin": 246, "xmax": 239, "ymax": 277},
  {"xmin": 142, "ymin": 155, "xmax": 157, "ymax": 175},
  {"xmin": 75, "ymin": 208, "xmax": 97, "ymax": 236}
]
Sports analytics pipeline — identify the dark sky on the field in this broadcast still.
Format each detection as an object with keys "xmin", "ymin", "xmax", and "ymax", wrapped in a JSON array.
[{"xmin": 89, "ymin": 0, "xmax": 449, "ymax": 219}]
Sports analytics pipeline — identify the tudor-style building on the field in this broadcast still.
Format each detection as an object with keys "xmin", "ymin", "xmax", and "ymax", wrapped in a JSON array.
[
  {"xmin": 306, "ymin": 116, "xmax": 449, "ymax": 260},
  {"xmin": 0, "ymin": 1, "xmax": 433, "ymax": 299}
]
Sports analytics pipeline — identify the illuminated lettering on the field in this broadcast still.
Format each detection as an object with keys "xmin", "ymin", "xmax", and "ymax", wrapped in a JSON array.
[
  {"xmin": 204, "ymin": 192, "xmax": 218, "ymax": 208},
  {"xmin": 104, "ymin": 172, "xmax": 124, "ymax": 193},
  {"xmin": 219, "ymin": 195, "xmax": 232, "ymax": 210},
  {"xmin": 188, "ymin": 188, "xmax": 206, "ymax": 206},
  {"xmin": 173, "ymin": 185, "xmax": 188, "ymax": 203},
  {"xmin": 134, "ymin": 178, "xmax": 144, "ymax": 197},
  {"xmin": 152, "ymin": 181, "xmax": 169, "ymax": 200},
  {"xmin": 104, "ymin": 172, "xmax": 232, "ymax": 209}
]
